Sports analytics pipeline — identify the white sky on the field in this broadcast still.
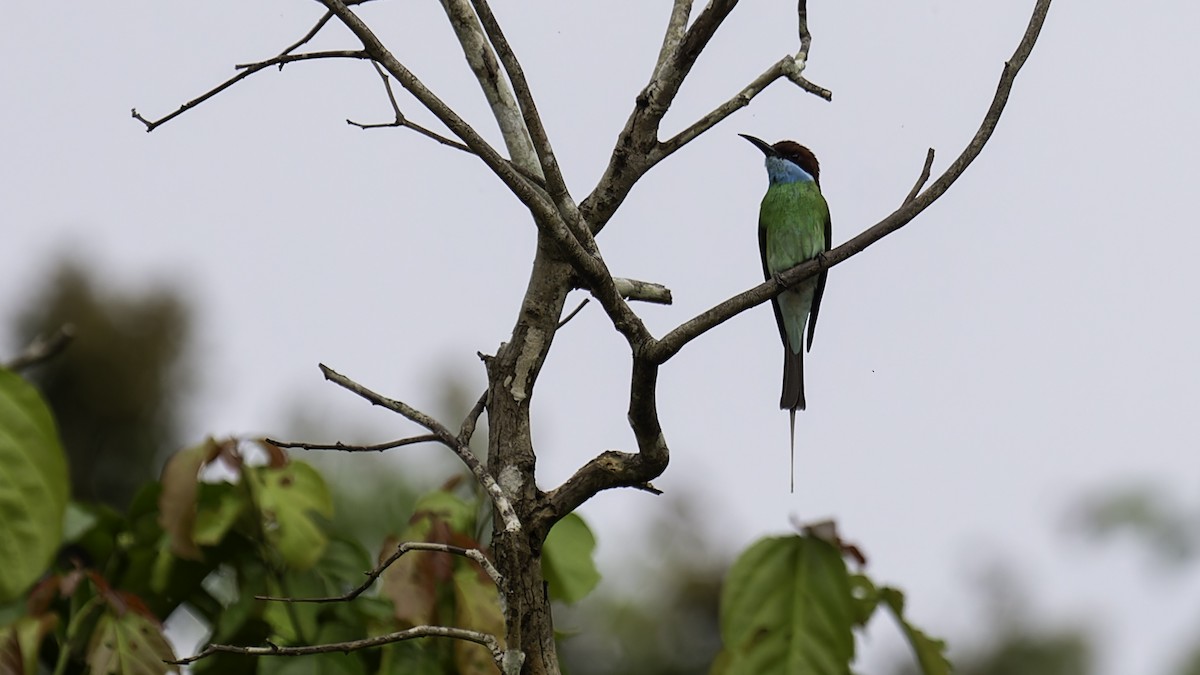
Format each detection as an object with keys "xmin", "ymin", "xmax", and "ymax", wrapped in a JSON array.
[{"xmin": 3, "ymin": 1, "xmax": 1198, "ymax": 673}]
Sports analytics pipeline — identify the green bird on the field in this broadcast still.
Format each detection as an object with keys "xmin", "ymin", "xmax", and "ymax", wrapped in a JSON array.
[{"xmin": 740, "ymin": 134, "xmax": 831, "ymax": 491}]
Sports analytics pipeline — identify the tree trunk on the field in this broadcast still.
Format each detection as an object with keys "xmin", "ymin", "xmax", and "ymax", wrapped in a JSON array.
[{"xmin": 487, "ymin": 232, "xmax": 573, "ymax": 674}]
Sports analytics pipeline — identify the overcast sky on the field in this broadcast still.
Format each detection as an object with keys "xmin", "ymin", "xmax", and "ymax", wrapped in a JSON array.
[{"xmin": 3, "ymin": 1, "xmax": 1198, "ymax": 673}]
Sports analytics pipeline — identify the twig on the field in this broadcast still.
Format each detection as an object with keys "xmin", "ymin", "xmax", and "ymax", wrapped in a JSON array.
[
  {"xmin": 5, "ymin": 325, "xmax": 75, "ymax": 371},
  {"xmin": 133, "ymin": 50, "xmax": 368, "ymax": 132},
  {"xmin": 257, "ymin": 541, "xmax": 502, "ymax": 603},
  {"xmin": 903, "ymin": 148, "xmax": 936, "ymax": 204},
  {"xmin": 458, "ymin": 390, "xmax": 489, "ymax": 445},
  {"xmin": 169, "ymin": 625, "xmax": 504, "ymax": 668},
  {"xmin": 281, "ymin": 11, "xmax": 334, "ymax": 58},
  {"xmin": 796, "ymin": 0, "xmax": 812, "ymax": 64},
  {"xmin": 557, "ymin": 299, "xmax": 590, "ymax": 328},
  {"xmin": 264, "ymin": 436, "xmax": 440, "ymax": 452},
  {"xmin": 347, "ymin": 62, "xmax": 475, "ymax": 152},
  {"xmin": 318, "ymin": 363, "xmax": 521, "ymax": 534}
]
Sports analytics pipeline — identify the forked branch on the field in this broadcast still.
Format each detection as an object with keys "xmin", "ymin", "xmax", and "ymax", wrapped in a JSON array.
[{"xmin": 318, "ymin": 363, "xmax": 521, "ymax": 534}]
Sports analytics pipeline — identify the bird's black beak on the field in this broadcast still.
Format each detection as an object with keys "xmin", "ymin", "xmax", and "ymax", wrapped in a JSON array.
[{"xmin": 739, "ymin": 133, "xmax": 775, "ymax": 157}]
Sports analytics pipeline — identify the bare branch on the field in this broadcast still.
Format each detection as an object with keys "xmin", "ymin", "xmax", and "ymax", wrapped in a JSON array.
[
  {"xmin": 438, "ymin": 0, "xmax": 539, "ymax": 171},
  {"xmin": 170, "ymin": 625, "xmax": 504, "ymax": 668},
  {"xmin": 132, "ymin": 50, "xmax": 368, "ymax": 132},
  {"xmin": 5, "ymin": 324, "xmax": 75, "ymax": 372},
  {"xmin": 657, "ymin": 58, "xmax": 792, "ymax": 158},
  {"xmin": 647, "ymin": 0, "xmax": 1053, "ymax": 365},
  {"xmin": 652, "ymin": 0, "xmax": 695, "ymax": 82},
  {"xmin": 257, "ymin": 541, "xmax": 502, "ymax": 604},
  {"xmin": 796, "ymin": 0, "xmax": 813, "ymax": 65},
  {"xmin": 280, "ymin": 11, "xmax": 334, "ymax": 57},
  {"xmin": 557, "ymin": 298, "xmax": 591, "ymax": 328},
  {"xmin": 264, "ymin": 435, "xmax": 440, "ymax": 452},
  {"xmin": 582, "ymin": 0, "xmax": 833, "ymax": 236},
  {"xmin": 317, "ymin": 0, "xmax": 559, "ymax": 227},
  {"xmin": 319, "ymin": 363, "xmax": 521, "ymax": 534},
  {"xmin": 903, "ymin": 148, "xmax": 936, "ymax": 204},
  {"xmin": 467, "ymin": 0, "xmax": 581, "ymax": 234},
  {"xmin": 458, "ymin": 389, "xmax": 489, "ymax": 445},
  {"xmin": 346, "ymin": 62, "xmax": 474, "ymax": 151},
  {"xmin": 613, "ymin": 278, "xmax": 673, "ymax": 305}
]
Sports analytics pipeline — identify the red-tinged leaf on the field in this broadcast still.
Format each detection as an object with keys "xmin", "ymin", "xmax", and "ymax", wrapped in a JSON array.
[
  {"xmin": 380, "ymin": 536, "xmax": 437, "ymax": 628},
  {"xmin": 86, "ymin": 610, "xmax": 178, "ymax": 675},
  {"xmin": 256, "ymin": 438, "xmax": 289, "ymax": 468},
  {"xmin": 157, "ymin": 438, "xmax": 221, "ymax": 560},
  {"xmin": 0, "ymin": 614, "xmax": 57, "ymax": 675}
]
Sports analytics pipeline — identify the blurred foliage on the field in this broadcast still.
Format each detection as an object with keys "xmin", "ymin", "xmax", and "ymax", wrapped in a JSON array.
[
  {"xmin": 13, "ymin": 259, "xmax": 190, "ymax": 509},
  {"xmin": 1073, "ymin": 484, "xmax": 1200, "ymax": 567},
  {"xmin": 558, "ymin": 497, "xmax": 724, "ymax": 675}
]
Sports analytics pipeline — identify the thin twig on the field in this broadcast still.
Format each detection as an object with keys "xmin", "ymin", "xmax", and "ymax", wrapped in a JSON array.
[
  {"xmin": 5, "ymin": 325, "xmax": 75, "ymax": 371},
  {"xmin": 347, "ymin": 62, "xmax": 475, "ymax": 153},
  {"xmin": 257, "ymin": 541, "xmax": 503, "ymax": 604},
  {"xmin": 133, "ymin": 51, "xmax": 368, "ymax": 132},
  {"xmin": 458, "ymin": 390, "xmax": 489, "ymax": 445},
  {"xmin": 903, "ymin": 148, "xmax": 936, "ymax": 204},
  {"xmin": 557, "ymin": 298, "xmax": 590, "ymax": 328},
  {"xmin": 264, "ymin": 436, "xmax": 440, "ymax": 452},
  {"xmin": 281, "ymin": 11, "xmax": 334, "ymax": 58},
  {"xmin": 318, "ymin": 363, "xmax": 521, "ymax": 534},
  {"xmin": 169, "ymin": 625, "xmax": 504, "ymax": 668},
  {"xmin": 796, "ymin": 0, "xmax": 813, "ymax": 65}
]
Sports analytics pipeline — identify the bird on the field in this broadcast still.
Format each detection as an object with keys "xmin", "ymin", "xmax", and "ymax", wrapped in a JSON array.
[{"xmin": 739, "ymin": 134, "xmax": 831, "ymax": 491}]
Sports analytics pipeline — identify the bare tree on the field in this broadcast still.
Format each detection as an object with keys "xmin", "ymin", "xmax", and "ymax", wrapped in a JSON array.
[{"xmin": 138, "ymin": 1, "xmax": 1053, "ymax": 673}]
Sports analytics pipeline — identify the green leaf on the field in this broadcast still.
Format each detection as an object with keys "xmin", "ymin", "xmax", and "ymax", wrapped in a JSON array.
[
  {"xmin": 0, "ymin": 368, "xmax": 69, "ymax": 602},
  {"xmin": 717, "ymin": 535, "xmax": 855, "ymax": 675},
  {"xmin": 0, "ymin": 614, "xmax": 57, "ymax": 675},
  {"xmin": 879, "ymin": 587, "xmax": 951, "ymax": 675},
  {"xmin": 453, "ymin": 565, "xmax": 504, "ymax": 675},
  {"xmin": 192, "ymin": 482, "xmax": 247, "ymax": 547},
  {"xmin": 542, "ymin": 513, "xmax": 601, "ymax": 604},
  {"xmin": 410, "ymin": 490, "xmax": 475, "ymax": 535},
  {"xmin": 85, "ymin": 610, "xmax": 178, "ymax": 674},
  {"xmin": 252, "ymin": 461, "xmax": 333, "ymax": 571}
]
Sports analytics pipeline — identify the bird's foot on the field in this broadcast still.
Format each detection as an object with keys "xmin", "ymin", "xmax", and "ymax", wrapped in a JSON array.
[{"xmin": 816, "ymin": 250, "xmax": 832, "ymax": 268}]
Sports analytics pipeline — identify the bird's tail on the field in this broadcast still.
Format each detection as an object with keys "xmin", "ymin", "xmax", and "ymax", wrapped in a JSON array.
[
  {"xmin": 789, "ymin": 409, "xmax": 796, "ymax": 493},
  {"xmin": 780, "ymin": 347, "xmax": 805, "ymax": 412},
  {"xmin": 780, "ymin": 348, "xmax": 804, "ymax": 493}
]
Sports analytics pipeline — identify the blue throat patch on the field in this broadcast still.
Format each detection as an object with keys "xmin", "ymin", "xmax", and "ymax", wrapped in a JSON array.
[{"xmin": 765, "ymin": 156, "xmax": 815, "ymax": 185}]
